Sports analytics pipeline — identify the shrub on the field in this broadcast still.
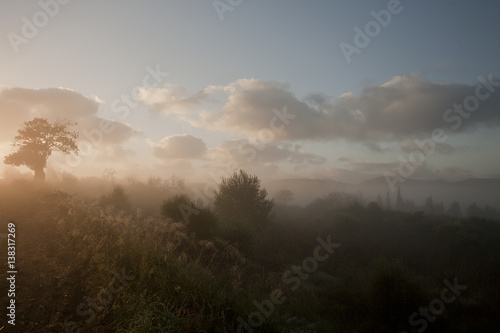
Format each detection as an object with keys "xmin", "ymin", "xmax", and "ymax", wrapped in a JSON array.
[
  {"xmin": 161, "ymin": 194, "xmax": 218, "ymax": 238},
  {"xmin": 214, "ymin": 170, "xmax": 274, "ymax": 229},
  {"xmin": 368, "ymin": 258, "xmax": 428, "ymax": 329},
  {"xmin": 99, "ymin": 185, "xmax": 130, "ymax": 212},
  {"xmin": 188, "ymin": 206, "xmax": 218, "ymax": 239},
  {"xmin": 161, "ymin": 194, "xmax": 193, "ymax": 223},
  {"xmin": 217, "ymin": 218, "xmax": 254, "ymax": 254}
]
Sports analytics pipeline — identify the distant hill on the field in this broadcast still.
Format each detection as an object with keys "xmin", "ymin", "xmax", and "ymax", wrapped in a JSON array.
[
  {"xmin": 265, "ymin": 177, "xmax": 500, "ymax": 209},
  {"xmin": 265, "ymin": 178, "xmax": 350, "ymax": 205}
]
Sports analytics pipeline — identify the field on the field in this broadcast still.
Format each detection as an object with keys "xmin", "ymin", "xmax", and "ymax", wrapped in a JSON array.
[{"xmin": 1, "ymin": 177, "xmax": 499, "ymax": 332}]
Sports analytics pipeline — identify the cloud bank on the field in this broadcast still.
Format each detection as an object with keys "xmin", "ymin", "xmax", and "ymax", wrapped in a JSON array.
[{"xmin": 140, "ymin": 74, "xmax": 500, "ymax": 142}]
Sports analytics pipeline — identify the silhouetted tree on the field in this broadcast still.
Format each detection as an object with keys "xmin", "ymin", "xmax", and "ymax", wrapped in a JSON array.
[
  {"xmin": 385, "ymin": 191, "xmax": 392, "ymax": 210},
  {"xmin": 3, "ymin": 118, "xmax": 78, "ymax": 181},
  {"xmin": 377, "ymin": 194, "xmax": 384, "ymax": 208},
  {"xmin": 163, "ymin": 175, "xmax": 185, "ymax": 191},
  {"xmin": 467, "ymin": 202, "xmax": 484, "ymax": 217},
  {"xmin": 405, "ymin": 199, "xmax": 417, "ymax": 212},
  {"xmin": 214, "ymin": 170, "xmax": 274, "ymax": 228},
  {"xmin": 446, "ymin": 201, "xmax": 463, "ymax": 217},
  {"xmin": 483, "ymin": 205, "xmax": 500, "ymax": 220},
  {"xmin": 434, "ymin": 201, "xmax": 445, "ymax": 215},
  {"xmin": 306, "ymin": 191, "xmax": 360, "ymax": 219},
  {"xmin": 161, "ymin": 194, "xmax": 194, "ymax": 223},
  {"xmin": 102, "ymin": 168, "xmax": 117, "ymax": 183},
  {"xmin": 424, "ymin": 196, "xmax": 434, "ymax": 215},
  {"xmin": 366, "ymin": 201, "xmax": 383, "ymax": 217},
  {"xmin": 148, "ymin": 176, "xmax": 163, "ymax": 188},
  {"xmin": 100, "ymin": 185, "xmax": 130, "ymax": 212},
  {"xmin": 396, "ymin": 187, "xmax": 405, "ymax": 211},
  {"xmin": 161, "ymin": 194, "xmax": 217, "ymax": 238}
]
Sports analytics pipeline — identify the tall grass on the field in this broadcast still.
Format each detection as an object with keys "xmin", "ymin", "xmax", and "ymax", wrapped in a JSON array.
[{"xmin": 1, "ymin": 180, "xmax": 499, "ymax": 332}]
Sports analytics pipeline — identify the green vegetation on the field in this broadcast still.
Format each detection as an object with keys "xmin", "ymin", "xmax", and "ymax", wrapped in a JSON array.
[
  {"xmin": 0, "ymin": 173, "xmax": 499, "ymax": 332},
  {"xmin": 161, "ymin": 194, "xmax": 218, "ymax": 238}
]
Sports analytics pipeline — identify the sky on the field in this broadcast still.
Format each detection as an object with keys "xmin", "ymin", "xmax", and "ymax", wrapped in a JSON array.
[{"xmin": 1, "ymin": 0, "xmax": 500, "ymax": 185}]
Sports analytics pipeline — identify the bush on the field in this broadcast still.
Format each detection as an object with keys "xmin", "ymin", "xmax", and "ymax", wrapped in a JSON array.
[
  {"xmin": 161, "ymin": 194, "xmax": 218, "ymax": 238},
  {"xmin": 217, "ymin": 218, "xmax": 254, "ymax": 254},
  {"xmin": 368, "ymin": 258, "xmax": 428, "ymax": 329},
  {"xmin": 188, "ymin": 206, "xmax": 218, "ymax": 239},
  {"xmin": 161, "ymin": 194, "xmax": 193, "ymax": 223},
  {"xmin": 214, "ymin": 170, "xmax": 274, "ymax": 229},
  {"xmin": 99, "ymin": 185, "xmax": 130, "ymax": 212}
]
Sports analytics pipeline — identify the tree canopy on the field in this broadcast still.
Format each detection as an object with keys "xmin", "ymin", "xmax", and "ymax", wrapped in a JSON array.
[
  {"xmin": 3, "ymin": 118, "xmax": 79, "ymax": 180},
  {"xmin": 214, "ymin": 170, "xmax": 274, "ymax": 228}
]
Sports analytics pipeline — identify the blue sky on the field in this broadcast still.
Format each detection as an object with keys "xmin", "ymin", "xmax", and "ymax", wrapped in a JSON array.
[{"xmin": 1, "ymin": 0, "xmax": 500, "ymax": 184}]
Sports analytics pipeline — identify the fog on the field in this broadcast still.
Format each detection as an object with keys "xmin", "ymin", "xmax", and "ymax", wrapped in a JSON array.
[{"xmin": 2, "ymin": 1, "xmax": 500, "ymax": 332}]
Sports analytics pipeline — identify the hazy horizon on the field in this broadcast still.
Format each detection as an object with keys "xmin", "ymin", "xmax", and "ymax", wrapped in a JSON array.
[
  {"xmin": 2, "ymin": 2, "xmax": 500, "ymax": 331},
  {"xmin": 2, "ymin": 0, "xmax": 500, "ymax": 189}
]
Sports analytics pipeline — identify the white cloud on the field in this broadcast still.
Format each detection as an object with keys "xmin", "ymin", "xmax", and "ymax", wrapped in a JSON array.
[
  {"xmin": 0, "ymin": 87, "xmax": 136, "ymax": 146},
  {"xmin": 140, "ymin": 75, "xmax": 500, "ymax": 142},
  {"xmin": 207, "ymin": 139, "xmax": 326, "ymax": 167},
  {"xmin": 151, "ymin": 134, "xmax": 207, "ymax": 160}
]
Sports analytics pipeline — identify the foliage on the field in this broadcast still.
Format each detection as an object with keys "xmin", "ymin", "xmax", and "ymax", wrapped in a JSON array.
[
  {"xmin": 161, "ymin": 194, "xmax": 193, "ymax": 223},
  {"xmin": 161, "ymin": 194, "xmax": 218, "ymax": 238},
  {"xmin": 3, "ymin": 118, "xmax": 79, "ymax": 180},
  {"xmin": 1, "ymin": 180, "xmax": 499, "ymax": 332},
  {"xmin": 214, "ymin": 170, "xmax": 274, "ymax": 228},
  {"xmin": 99, "ymin": 185, "xmax": 131, "ymax": 212},
  {"xmin": 305, "ymin": 191, "xmax": 361, "ymax": 219}
]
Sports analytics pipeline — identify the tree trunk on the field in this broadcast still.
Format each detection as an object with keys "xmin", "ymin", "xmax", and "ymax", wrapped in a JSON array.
[{"xmin": 34, "ymin": 168, "xmax": 45, "ymax": 181}]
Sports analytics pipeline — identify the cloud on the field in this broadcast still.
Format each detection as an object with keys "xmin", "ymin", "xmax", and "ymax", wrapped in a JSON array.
[
  {"xmin": 0, "ymin": 87, "xmax": 141, "ymax": 178},
  {"xmin": 138, "ymin": 83, "xmax": 208, "ymax": 115},
  {"xmin": 151, "ymin": 134, "xmax": 207, "ymax": 160},
  {"xmin": 439, "ymin": 166, "xmax": 473, "ymax": 180},
  {"xmin": 399, "ymin": 140, "xmax": 463, "ymax": 155},
  {"xmin": 0, "ymin": 94, "xmax": 32, "ymax": 141},
  {"xmin": 361, "ymin": 141, "xmax": 391, "ymax": 153},
  {"xmin": 402, "ymin": 163, "xmax": 473, "ymax": 181},
  {"xmin": 343, "ymin": 161, "xmax": 399, "ymax": 174},
  {"xmin": 207, "ymin": 139, "xmax": 326, "ymax": 166},
  {"xmin": 0, "ymin": 87, "xmax": 136, "ymax": 146},
  {"xmin": 0, "ymin": 87, "xmax": 98, "ymax": 120},
  {"xmin": 95, "ymin": 145, "xmax": 135, "ymax": 161},
  {"xmin": 140, "ymin": 75, "xmax": 500, "ymax": 142}
]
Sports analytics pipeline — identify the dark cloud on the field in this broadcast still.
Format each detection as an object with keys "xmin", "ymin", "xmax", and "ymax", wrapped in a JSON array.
[{"xmin": 361, "ymin": 141, "xmax": 391, "ymax": 153}]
